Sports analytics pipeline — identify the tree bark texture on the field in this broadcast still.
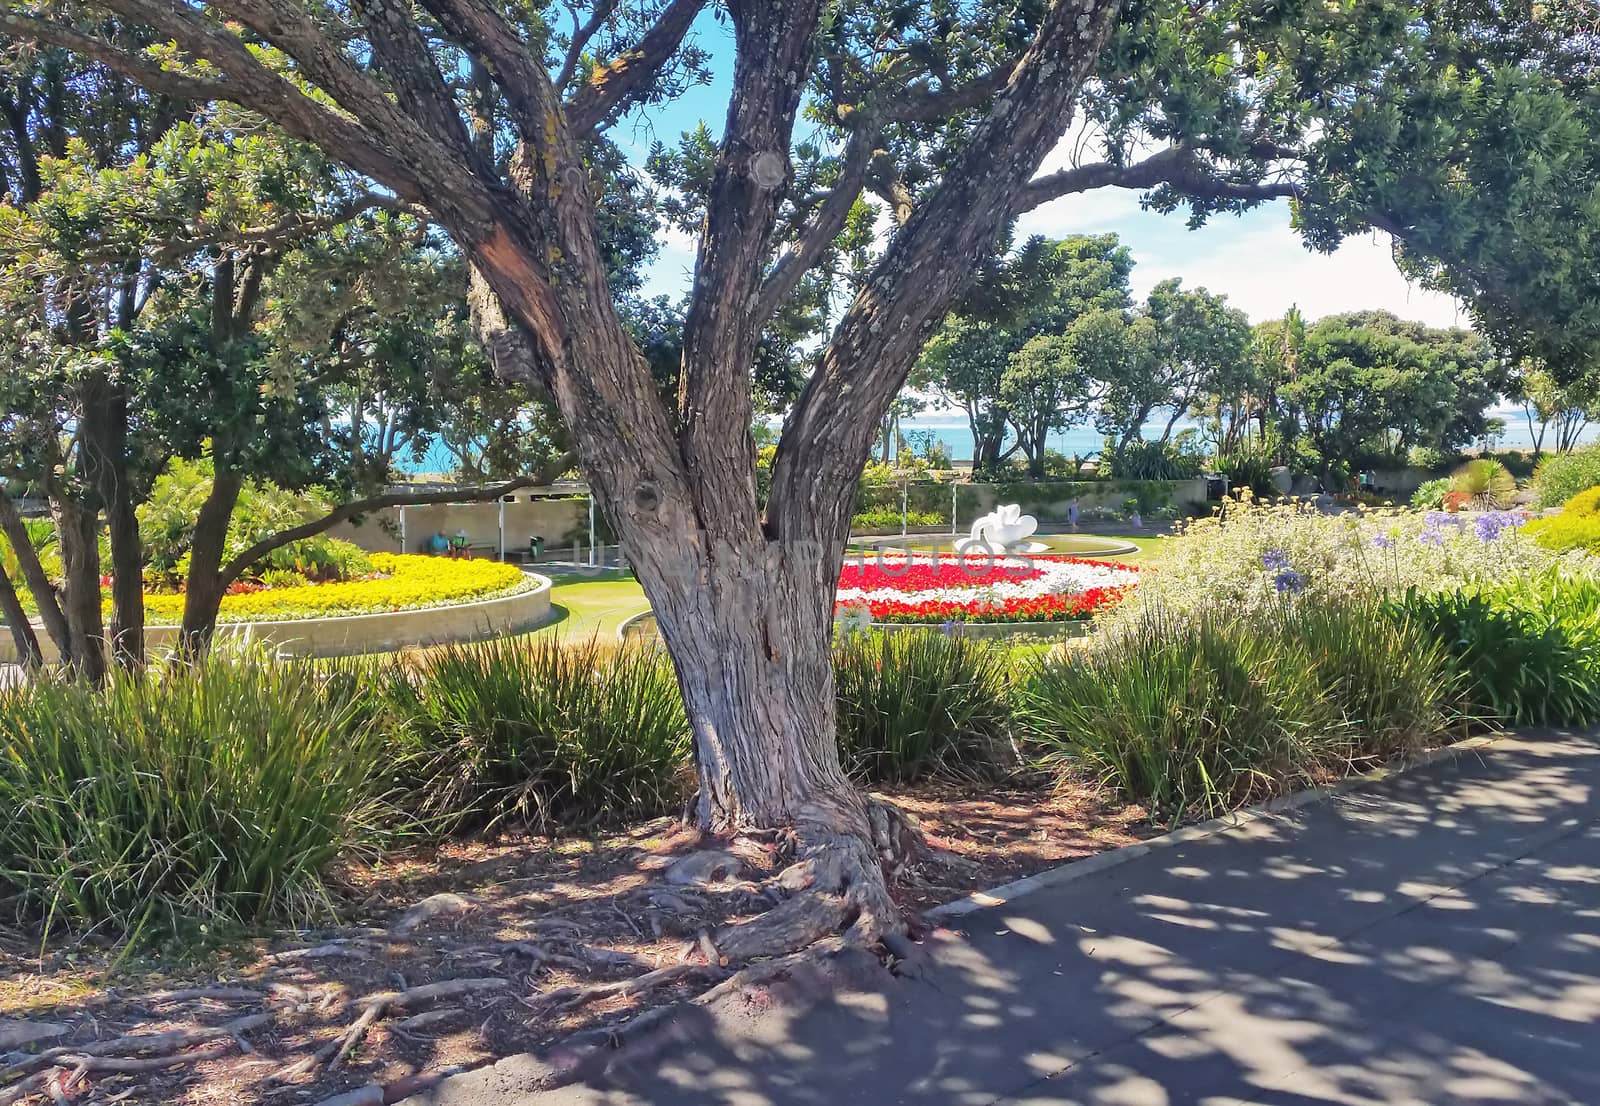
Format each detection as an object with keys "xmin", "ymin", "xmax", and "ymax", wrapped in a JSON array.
[
  {"xmin": 0, "ymin": 489, "xmax": 71, "ymax": 658},
  {"xmin": 0, "ymin": 562, "xmax": 43, "ymax": 670},
  {"xmin": 51, "ymin": 495, "xmax": 106, "ymax": 684}
]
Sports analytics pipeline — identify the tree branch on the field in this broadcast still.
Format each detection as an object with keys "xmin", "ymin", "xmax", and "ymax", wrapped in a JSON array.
[
  {"xmin": 755, "ymin": 125, "xmax": 877, "ymax": 324},
  {"xmin": 769, "ymin": 0, "xmax": 1125, "ymax": 548},
  {"xmin": 882, "ymin": 63, "xmax": 1015, "ymax": 124},
  {"xmin": 676, "ymin": 0, "xmax": 826, "ymax": 535},
  {"xmin": 1015, "ymin": 145, "xmax": 1302, "ymax": 213},
  {"xmin": 48, "ymin": 0, "xmax": 425, "ymax": 197},
  {"xmin": 556, "ymin": 0, "xmax": 619, "ymax": 91},
  {"xmin": 416, "ymin": 0, "xmax": 558, "ymax": 142},
  {"xmin": 0, "ymin": 13, "xmax": 230, "ymax": 102},
  {"xmin": 216, "ymin": 469, "xmax": 573, "ymax": 592},
  {"xmin": 562, "ymin": 0, "xmax": 706, "ymax": 133}
]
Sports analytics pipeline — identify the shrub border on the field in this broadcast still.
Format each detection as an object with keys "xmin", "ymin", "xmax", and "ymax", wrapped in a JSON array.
[{"xmin": 0, "ymin": 573, "xmax": 555, "ymax": 662}]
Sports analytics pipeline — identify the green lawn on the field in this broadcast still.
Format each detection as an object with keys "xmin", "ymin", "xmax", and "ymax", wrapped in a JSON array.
[
  {"xmin": 524, "ymin": 534, "xmax": 1165, "ymax": 641},
  {"xmin": 527, "ymin": 569, "xmax": 652, "ymax": 641}
]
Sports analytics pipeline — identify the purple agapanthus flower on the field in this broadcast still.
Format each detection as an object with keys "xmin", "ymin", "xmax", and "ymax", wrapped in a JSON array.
[
  {"xmin": 1274, "ymin": 568, "xmax": 1306, "ymax": 594},
  {"xmin": 1473, "ymin": 511, "xmax": 1521, "ymax": 542},
  {"xmin": 1262, "ymin": 548, "xmax": 1291, "ymax": 571},
  {"xmin": 1372, "ymin": 533, "xmax": 1394, "ymax": 550}
]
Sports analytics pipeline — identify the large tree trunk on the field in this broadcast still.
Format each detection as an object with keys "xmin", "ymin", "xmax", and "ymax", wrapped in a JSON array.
[
  {"xmin": 177, "ymin": 466, "xmax": 247, "ymax": 657},
  {"xmin": 51, "ymin": 496, "xmax": 106, "ymax": 684},
  {"xmin": 0, "ymin": 562, "xmax": 43, "ymax": 670},
  {"xmin": 82, "ymin": 377, "xmax": 146, "ymax": 668}
]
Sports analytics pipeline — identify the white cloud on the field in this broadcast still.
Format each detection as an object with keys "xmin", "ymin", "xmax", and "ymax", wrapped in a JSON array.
[
  {"xmin": 1017, "ymin": 178, "xmax": 1468, "ymax": 328},
  {"xmin": 640, "ymin": 224, "xmax": 699, "ymax": 301}
]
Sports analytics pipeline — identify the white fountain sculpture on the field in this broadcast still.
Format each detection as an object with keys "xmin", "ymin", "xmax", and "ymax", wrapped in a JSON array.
[{"xmin": 953, "ymin": 503, "xmax": 1047, "ymax": 555}]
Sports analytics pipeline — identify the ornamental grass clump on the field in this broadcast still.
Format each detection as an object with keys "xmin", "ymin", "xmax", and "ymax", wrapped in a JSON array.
[
  {"xmin": 1022, "ymin": 599, "xmax": 1456, "ymax": 824},
  {"xmin": 0, "ymin": 653, "xmax": 400, "ymax": 942},
  {"xmin": 833, "ymin": 630, "xmax": 1017, "ymax": 784},
  {"xmin": 380, "ymin": 636, "xmax": 690, "ymax": 833}
]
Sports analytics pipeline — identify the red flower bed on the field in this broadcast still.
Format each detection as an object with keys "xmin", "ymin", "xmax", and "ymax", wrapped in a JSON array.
[
  {"xmin": 835, "ymin": 554, "xmax": 1138, "ymax": 624},
  {"xmin": 864, "ymin": 585, "xmax": 1132, "ymax": 624}
]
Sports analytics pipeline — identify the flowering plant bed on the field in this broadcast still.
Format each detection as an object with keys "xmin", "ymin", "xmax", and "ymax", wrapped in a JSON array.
[
  {"xmin": 142, "ymin": 553, "xmax": 534, "ymax": 624},
  {"xmin": 836, "ymin": 554, "xmax": 1138, "ymax": 624}
]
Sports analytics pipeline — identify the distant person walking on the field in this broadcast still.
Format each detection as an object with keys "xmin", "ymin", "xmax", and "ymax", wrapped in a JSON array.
[{"xmin": 1068, "ymin": 499, "xmax": 1081, "ymax": 532}]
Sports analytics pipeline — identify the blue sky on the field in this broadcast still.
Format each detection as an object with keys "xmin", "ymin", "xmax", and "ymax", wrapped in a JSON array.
[{"xmin": 621, "ymin": 13, "xmax": 1468, "ymax": 330}]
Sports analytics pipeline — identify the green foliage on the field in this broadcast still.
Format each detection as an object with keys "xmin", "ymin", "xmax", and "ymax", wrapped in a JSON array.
[
  {"xmin": 139, "ymin": 459, "xmax": 371, "ymax": 584},
  {"xmin": 1522, "ymin": 487, "xmax": 1600, "ymax": 554},
  {"xmin": 377, "ymin": 637, "xmax": 689, "ymax": 834},
  {"xmin": 1388, "ymin": 574, "xmax": 1600, "ymax": 727},
  {"xmin": 833, "ymin": 631, "xmax": 1015, "ymax": 785},
  {"xmin": 1022, "ymin": 601, "xmax": 1451, "ymax": 823},
  {"xmin": 1217, "ymin": 446, "xmax": 1279, "ymax": 499},
  {"xmin": 1104, "ymin": 438, "xmax": 1203, "ymax": 480},
  {"xmin": 1532, "ymin": 444, "xmax": 1600, "ymax": 509},
  {"xmin": 0, "ymin": 653, "xmax": 399, "ymax": 941},
  {"xmin": 1449, "ymin": 459, "xmax": 1517, "ymax": 509},
  {"xmin": 851, "ymin": 508, "xmax": 942, "ymax": 532},
  {"xmin": 1410, "ymin": 478, "xmax": 1451, "ymax": 509}
]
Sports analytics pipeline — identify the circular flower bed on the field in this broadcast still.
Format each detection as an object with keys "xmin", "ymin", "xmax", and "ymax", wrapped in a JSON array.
[
  {"xmin": 836, "ymin": 554, "xmax": 1138, "ymax": 624},
  {"xmin": 143, "ymin": 553, "xmax": 534, "ymax": 623}
]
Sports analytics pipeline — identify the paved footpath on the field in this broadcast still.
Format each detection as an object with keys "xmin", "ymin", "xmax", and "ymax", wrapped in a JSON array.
[{"xmin": 405, "ymin": 732, "xmax": 1600, "ymax": 1106}]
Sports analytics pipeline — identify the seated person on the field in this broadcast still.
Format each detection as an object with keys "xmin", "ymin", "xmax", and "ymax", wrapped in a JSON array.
[
  {"xmin": 426, "ymin": 529, "xmax": 451, "ymax": 555},
  {"xmin": 452, "ymin": 529, "xmax": 473, "ymax": 559}
]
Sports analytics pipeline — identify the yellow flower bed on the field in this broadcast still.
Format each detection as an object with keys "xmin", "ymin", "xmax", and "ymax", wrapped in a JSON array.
[{"xmin": 143, "ymin": 554, "xmax": 532, "ymax": 624}]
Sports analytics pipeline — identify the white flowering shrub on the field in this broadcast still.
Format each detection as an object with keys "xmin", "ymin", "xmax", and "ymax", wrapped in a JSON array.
[{"xmin": 1110, "ymin": 494, "xmax": 1591, "ymax": 624}]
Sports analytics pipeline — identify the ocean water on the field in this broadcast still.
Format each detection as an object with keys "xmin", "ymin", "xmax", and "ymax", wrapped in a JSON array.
[{"xmin": 402, "ymin": 404, "xmax": 1595, "ymax": 475}]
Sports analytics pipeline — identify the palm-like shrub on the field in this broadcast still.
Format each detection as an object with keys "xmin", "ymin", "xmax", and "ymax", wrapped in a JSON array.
[
  {"xmin": 833, "ymin": 630, "xmax": 1016, "ymax": 784},
  {"xmin": 0, "ymin": 654, "xmax": 399, "ymax": 940},
  {"xmin": 1449, "ymin": 458, "xmax": 1517, "ymax": 509},
  {"xmin": 381, "ymin": 636, "xmax": 690, "ymax": 833},
  {"xmin": 1410, "ymin": 477, "xmax": 1451, "ymax": 510}
]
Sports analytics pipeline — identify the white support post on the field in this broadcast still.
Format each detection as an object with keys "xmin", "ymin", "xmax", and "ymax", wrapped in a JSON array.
[
  {"xmin": 588, "ymin": 493, "xmax": 597, "ymax": 567},
  {"xmin": 901, "ymin": 480, "xmax": 908, "ymax": 537},
  {"xmin": 951, "ymin": 481, "xmax": 958, "ymax": 536},
  {"xmin": 497, "ymin": 496, "xmax": 506, "ymax": 561},
  {"xmin": 399, "ymin": 505, "xmax": 407, "ymax": 552}
]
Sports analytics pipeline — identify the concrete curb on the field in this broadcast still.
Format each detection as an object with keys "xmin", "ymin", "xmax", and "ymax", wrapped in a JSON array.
[{"xmin": 928, "ymin": 732, "xmax": 1506, "ymax": 920}]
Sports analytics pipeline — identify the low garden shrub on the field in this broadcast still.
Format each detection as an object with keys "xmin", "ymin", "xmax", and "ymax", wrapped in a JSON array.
[
  {"xmin": 1022, "ymin": 600, "xmax": 1454, "ymax": 824},
  {"xmin": 833, "ymin": 630, "xmax": 1016, "ymax": 784},
  {"xmin": 142, "ymin": 553, "xmax": 531, "ymax": 623},
  {"xmin": 1388, "ymin": 573, "xmax": 1600, "ymax": 727},
  {"xmin": 850, "ymin": 508, "xmax": 944, "ymax": 532},
  {"xmin": 1410, "ymin": 477, "xmax": 1450, "ymax": 510},
  {"xmin": 1533, "ymin": 444, "xmax": 1600, "ymax": 509},
  {"xmin": 1523, "ymin": 487, "xmax": 1600, "ymax": 555},
  {"xmin": 379, "ymin": 636, "xmax": 689, "ymax": 833},
  {"xmin": 0, "ymin": 653, "xmax": 399, "ymax": 941}
]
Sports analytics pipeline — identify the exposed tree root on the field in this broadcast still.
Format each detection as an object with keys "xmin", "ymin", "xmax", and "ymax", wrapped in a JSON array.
[
  {"xmin": 0, "ymin": 1013, "xmax": 271, "ymax": 1085},
  {"xmin": 709, "ymin": 794, "xmax": 925, "ymax": 964},
  {"xmin": 271, "ymin": 977, "xmax": 508, "ymax": 1084},
  {"xmin": 0, "ymin": 1013, "xmax": 270, "ymax": 1105},
  {"xmin": 526, "ymin": 962, "xmax": 725, "ymax": 1014}
]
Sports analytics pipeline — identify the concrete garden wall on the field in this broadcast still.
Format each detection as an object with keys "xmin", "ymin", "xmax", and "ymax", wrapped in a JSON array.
[
  {"xmin": 0, "ymin": 575, "xmax": 553, "ymax": 664},
  {"xmin": 327, "ymin": 497, "xmax": 589, "ymax": 555}
]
